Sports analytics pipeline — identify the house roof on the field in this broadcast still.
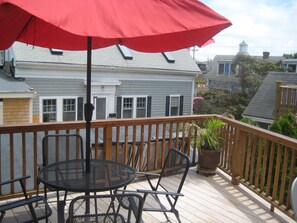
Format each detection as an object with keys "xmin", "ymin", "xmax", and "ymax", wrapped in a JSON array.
[
  {"xmin": 242, "ymin": 72, "xmax": 297, "ymax": 123},
  {"xmin": 208, "ymin": 54, "xmax": 284, "ymax": 76},
  {"xmin": 0, "ymin": 69, "xmax": 36, "ymax": 98},
  {"xmin": 11, "ymin": 42, "xmax": 200, "ymax": 73},
  {"xmin": 212, "ymin": 55, "xmax": 235, "ymax": 62},
  {"xmin": 212, "ymin": 54, "xmax": 283, "ymax": 63}
]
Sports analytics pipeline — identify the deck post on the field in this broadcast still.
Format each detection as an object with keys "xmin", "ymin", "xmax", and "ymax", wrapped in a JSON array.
[
  {"xmin": 231, "ymin": 128, "xmax": 242, "ymax": 185},
  {"xmin": 103, "ymin": 126, "xmax": 113, "ymax": 160}
]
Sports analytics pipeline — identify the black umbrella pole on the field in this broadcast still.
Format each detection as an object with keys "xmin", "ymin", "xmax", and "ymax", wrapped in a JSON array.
[{"xmin": 85, "ymin": 37, "xmax": 93, "ymax": 173}]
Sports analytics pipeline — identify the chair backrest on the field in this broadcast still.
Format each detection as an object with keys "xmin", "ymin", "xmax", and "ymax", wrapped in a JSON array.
[
  {"xmin": 68, "ymin": 193, "xmax": 144, "ymax": 223},
  {"xmin": 42, "ymin": 134, "xmax": 84, "ymax": 167},
  {"xmin": 157, "ymin": 148, "xmax": 190, "ymax": 196},
  {"xmin": 291, "ymin": 177, "xmax": 297, "ymax": 220}
]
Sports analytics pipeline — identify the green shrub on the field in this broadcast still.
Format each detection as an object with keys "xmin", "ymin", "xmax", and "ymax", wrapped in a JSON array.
[
  {"xmin": 240, "ymin": 117, "xmax": 259, "ymax": 127},
  {"xmin": 269, "ymin": 111, "xmax": 297, "ymax": 138}
]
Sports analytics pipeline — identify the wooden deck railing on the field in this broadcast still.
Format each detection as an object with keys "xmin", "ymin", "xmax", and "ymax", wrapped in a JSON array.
[
  {"xmin": 275, "ymin": 81, "xmax": 297, "ymax": 119},
  {"xmin": 0, "ymin": 115, "xmax": 296, "ymax": 219}
]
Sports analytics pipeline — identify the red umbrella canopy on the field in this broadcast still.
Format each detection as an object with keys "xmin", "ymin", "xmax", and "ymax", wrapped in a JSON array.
[
  {"xmin": 0, "ymin": 0, "xmax": 231, "ymax": 52},
  {"xmin": 0, "ymin": 0, "xmax": 231, "ymax": 173}
]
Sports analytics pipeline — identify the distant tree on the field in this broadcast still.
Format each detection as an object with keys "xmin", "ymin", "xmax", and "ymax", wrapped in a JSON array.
[
  {"xmin": 197, "ymin": 88, "xmax": 250, "ymax": 120},
  {"xmin": 283, "ymin": 53, "xmax": 297, "ymax": 59},
  {"xmin": 232, "ymin": 54, "xmax": 285, "ymax": 96}
]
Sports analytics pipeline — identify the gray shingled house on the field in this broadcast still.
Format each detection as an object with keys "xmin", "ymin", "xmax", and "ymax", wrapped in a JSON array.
[
  {"xmin": 205, "ymin": 41, "xmax": 284, "ymax": 93},
  {"xmin": 1, "ymin": 42, "xmax": 199, "ymax": 124},
  {"xmin": 242, "ymin": 72, "xmax": 297, "ymax": 128}
]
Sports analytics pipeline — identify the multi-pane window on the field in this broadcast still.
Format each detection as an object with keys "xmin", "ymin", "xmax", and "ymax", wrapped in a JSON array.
[
  {"xmin": 41, "ymin": 97, "xmax": 79, "ymax": 122},
  {"xmin": 218, "ymin": 64, "xmax": 225, "ymax": 75},
  {"xmin": 63, "ymin": 99, "xmax": 76, "ymax": 121},
  {"xmin": 288, "ymin": 64, "xmax": 297, "ymax": 72},
  {"xmin": 170, "ymin": 96, "xmax": 179, "ymax": 116},
  {"xmin": 43, "ymin": 99, "xmax": 57, "ymax": 122},
  {"xmin": 136, "ymin": 97, "xmax": 146, "ymax": 118},
  {"xmin": 121, "ymin": 96, "xmax": 147, "ymax": 118},
  {"xmin": 218, "ymin": 63, "xmax": 235, "ymax": 76},
  {"xmin": 123, "ymin": 98, "xmax": 133, "ymax": 118}
]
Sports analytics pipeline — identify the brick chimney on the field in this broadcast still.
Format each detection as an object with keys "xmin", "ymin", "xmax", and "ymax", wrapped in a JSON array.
[{"xmin": 263, "ymin": 51, "xmax": 270, "ymax": 59}]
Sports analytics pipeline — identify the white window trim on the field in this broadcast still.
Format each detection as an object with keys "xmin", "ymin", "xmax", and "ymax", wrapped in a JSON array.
[
  {"xmin": 39, "ymin": 96, "xmax": 78, "ymax": 122},
  {"xmin": 121, "ymin": 95, "xmax": 148, "ymax": 118}
]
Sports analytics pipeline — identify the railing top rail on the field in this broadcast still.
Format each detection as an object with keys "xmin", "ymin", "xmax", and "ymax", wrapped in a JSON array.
[
  {"xmin": 219, "ymin": 115, "xmax": 297, "ymax": 149},
  {"xmin": 0, "ymin": 115, "xmax": 215, "ymax": 133},
  {"xmin": 280, "ymin": 85, "xmax": 297, "ymax": 89},
  {"xmin": 0, "ymin": 114, "xmax": 296, "ymax": 149}
]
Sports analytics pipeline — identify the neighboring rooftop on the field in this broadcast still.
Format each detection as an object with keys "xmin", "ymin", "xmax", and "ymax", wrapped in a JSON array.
[
  {"xmin": 243, "ymin": 72, "xmax": 297, "ymax": 123},
  {"xmin": 11, "ymin": 42, "xmax": 200, "ymax": 73},
  {"xmin": 0, "ymin": 69, "xmax": 35, "ymax": 97}
]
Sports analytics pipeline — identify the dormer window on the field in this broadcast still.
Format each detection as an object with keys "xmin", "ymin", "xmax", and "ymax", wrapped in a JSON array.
[
  {"xmin": 162, "ymin": 52, "xmax": 175, "ymax": 63},
  {"xmin": 50, "ymin": 48, "xmax": 63, "ymax": 55},
  {"xmin": 117, "ymin": 45, "xmax": 133, "ymax": 60}
]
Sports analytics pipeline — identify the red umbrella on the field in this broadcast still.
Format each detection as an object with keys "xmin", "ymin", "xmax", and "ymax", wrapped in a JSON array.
[{"xmin": 0, "ymin": 0, "xmax": 231, "ymax": 172}]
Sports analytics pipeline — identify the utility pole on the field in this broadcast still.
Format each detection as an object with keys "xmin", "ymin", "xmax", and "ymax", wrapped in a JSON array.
[{"xmin": 190, "ymin": 46, "xmax": 199, "ymax": 60}]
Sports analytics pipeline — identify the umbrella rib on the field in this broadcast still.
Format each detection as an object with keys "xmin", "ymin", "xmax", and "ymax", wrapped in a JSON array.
[{"xmin": 16, "ymin": 15, "xmax": 35, "ymax": 43}]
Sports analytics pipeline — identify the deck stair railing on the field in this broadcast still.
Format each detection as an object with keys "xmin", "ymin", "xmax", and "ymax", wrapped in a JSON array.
[{"xmin": 274, "ymin": 81, "xmax": 297, "ymax": 119}]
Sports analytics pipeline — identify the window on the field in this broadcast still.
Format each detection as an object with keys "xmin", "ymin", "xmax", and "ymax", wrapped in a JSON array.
[
  {"xmin": 123, "ymin": 98, "xmax": 133, "ymax": 118},
  {"xmin": 218, "ymin": 63, "xmax": 235, "ymax": 76},
  {"xmin": 136, "ymin": 97, "xmax": 146, "ymax": 118},
  {"xmin": 41, "ymin": 97, "xmax": 81, "ymax": 122},
  {"xmin": 288, "ymin": 64, "xmax": 297, "ymax": 72},
  {"xmin": 118, "ymin": 96, "xmax": 149, "ymax": 118},
  {"xmin": 50, "ymin": 48, "xmax": 63, "ymax": 55},
  {"xmin": 162, "ymin": 52, "xmax": 175, "ymax": 63},
  {"xmin": 165, "ymin": 95, "xmax": 183, "ymax": 116},
  {"xmin": 170, "ymin": 96, "xmax": 179, "ymax": 116},
  {"xmin": 63, "ymin": 99, "xmax": 76, "ymax": 121},
  {"xmin": 218, "ymin": 63, "xmax": 224, "ymax": 75},
  {"xmin": 117, "ymin": 45, "xmax": 133, "ymax": 60},
  {"xmin": 43, "ymin": 99, "xmax": 57, "ymax": 122}
]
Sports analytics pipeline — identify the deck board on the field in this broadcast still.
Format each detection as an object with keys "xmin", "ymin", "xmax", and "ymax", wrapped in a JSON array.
[{"xmin": 1, "ymin": 168, "xmax": 294, "ymax": 223}]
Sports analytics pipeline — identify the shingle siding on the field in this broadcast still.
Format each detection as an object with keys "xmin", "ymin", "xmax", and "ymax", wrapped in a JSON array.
[
  {"xmin": 25, "ymin": 78, "xmax": 85, "ymax": 116},
  {"xmin": 3, "ymin": 98, "xmax": 30, "ymax": 124},
  {"xmin": 116, "ymin": 80, "xmax": 192, "ymax": 117}
]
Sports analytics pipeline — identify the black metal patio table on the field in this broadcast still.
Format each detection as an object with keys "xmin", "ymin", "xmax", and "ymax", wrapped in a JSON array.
[{"xmin": 38, "ymin": 159, "xmax": 136, "ymax": 223}]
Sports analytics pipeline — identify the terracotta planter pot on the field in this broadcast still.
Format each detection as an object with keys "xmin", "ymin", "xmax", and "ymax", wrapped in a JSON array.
[{"xmin": 197, "ymin": 149, "xmax": 221, "ymax": 176}]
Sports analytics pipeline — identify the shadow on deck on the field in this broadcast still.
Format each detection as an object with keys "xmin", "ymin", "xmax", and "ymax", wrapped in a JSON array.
[{"xmin": 1, "ymin": 168, "xmax": 294, "ymax": 223}]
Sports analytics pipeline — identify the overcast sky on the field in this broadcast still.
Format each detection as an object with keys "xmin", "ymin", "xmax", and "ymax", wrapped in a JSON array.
[{"xmin": 193, "ymin": 0, "xmax": 297, "ymax": 61}]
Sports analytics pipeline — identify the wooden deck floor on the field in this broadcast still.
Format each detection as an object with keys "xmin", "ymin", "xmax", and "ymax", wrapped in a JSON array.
[{"xmin": 1, "ymin": 168, "xmax": 295, "ymax": 223}]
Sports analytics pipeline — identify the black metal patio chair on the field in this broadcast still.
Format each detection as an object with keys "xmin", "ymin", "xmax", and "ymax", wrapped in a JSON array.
[
  {"xmin": 37, "ymin": 133, "xmax": 84, "ymax": 202},
  {"xmin": 0, "ymin": 175, "xmax": 52, "ymax": 223},
  {"xmin": 122, "ymin": 148, "xmax": 190, "ymax": 223},
  {"xmin": 67, "ymin": 193, "xmax": 144, "ymax": 223}
]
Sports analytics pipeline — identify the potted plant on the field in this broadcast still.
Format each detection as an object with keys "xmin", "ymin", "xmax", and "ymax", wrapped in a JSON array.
[{"xmin": 185, "ymin": 118, "xmax": 225, "ymax": 176}]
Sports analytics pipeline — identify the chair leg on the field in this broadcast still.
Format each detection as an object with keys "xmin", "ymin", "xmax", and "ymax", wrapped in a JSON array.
[
  {"xmin": 173, "ymin": 209, "xmax": 182, "ymax": 223},
  {"xmin": 35, "ymin": 179, "xmax": 40, "ymax": 207},
  {"xmin": 63, "ymin": 191, "xmax": 68, "ymax": 202},
  {"xmin": 0, "ymin": 211, "xmax": 5, "ymax": 222},
  {"xmin": 27, "ymin": 202, "xmax": 38, "ymax": 223},
  {"xmin": 163, "ymin": 212, "xmax": 171, "ymax": 222}
]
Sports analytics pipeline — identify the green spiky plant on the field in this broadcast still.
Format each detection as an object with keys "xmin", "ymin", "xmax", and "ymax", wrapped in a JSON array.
[{"xmin": 185, "ymin": 118, "xmax": 225, "ymax": 151}]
